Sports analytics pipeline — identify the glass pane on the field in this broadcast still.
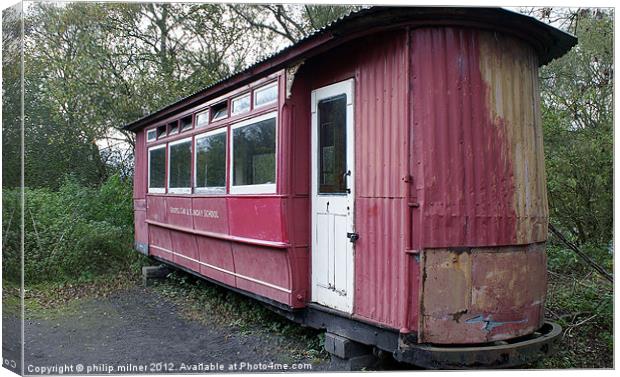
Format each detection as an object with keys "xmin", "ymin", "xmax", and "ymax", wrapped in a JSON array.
[
  {"xmin": 254, "ymin": 84, "xmax": 277, "ymax": 107},
  {"xmin": 233, "ymin": 117, "xmax": 276, "ymax": 186},
  {"xmin": 149, "ymin": 148, "xmax": 165, "ymax": 189},
  {"xmin": 232, "ymin": 94, "xmax": 250, "ymax": 115},
  {"xmin": 211, "ymin": 102, "xmax": 228, "ymax": 121},
  {"xmin": 168, "ymin": 122, "xmax": 179, "ymax": 135},
  {"xmin": 156, "ymin": 125, "xmax": 166, "ymax": 139},
  {"xmin": 147, "ymin": 130, "xmax": 156, "ymax": 142},
  {"xmin": 196, "ymin": 132, "xmax": 226, "ymax": 189},
  {"xmin": 196, "ymin": 110, "xmax": 209, "ymax": 127},
  {"xmin": 169, "ymin": 141, "xmax": 191, "ymax": 188},
  {"xmin": 318, "ymin": 94, "xmax": 347, "ymax": 194},
  {"xmin": 180, "ymin": 115, "xmax": 192, "ymax": 131}
]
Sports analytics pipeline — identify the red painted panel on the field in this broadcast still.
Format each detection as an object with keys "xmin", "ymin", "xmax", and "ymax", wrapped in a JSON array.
[
  {"xmin": 146, "ymin": 195, "xmax": 167, "ymax": 223},
  {"xmin": 170, "ymin": 230, "xmax": 200, "ymax": 272},
  {"xmin": 233, "ymin": 243, "xmax": 291, "ymax": 305},
  {"xmin": 191, "ymin": 197, "xmax": 229, "ymax": 234},
  {"xmin": 196, "ymin": 237, "xmax": 236, "ymax": 287},
  {"xmin": 228, "ymin": 197, "xmax": 286, "ymax": 242},
  {"xmin": 148, "ymin": 225, "xmax": 171, "ymax": 260},
  {"xmin": 409, "ymin": 27, "xmax": 547, "ymax": 249},
  {"xmin": 133, "ymin": 131, "xmax": 146, "ymax": 199},
  {"xmin": 166, "ymin": 196, "xmax": 194, "ymax": 229},
  {"xmin": 134, "ymin": 210, "xmax": 147, "ymax": 245}
]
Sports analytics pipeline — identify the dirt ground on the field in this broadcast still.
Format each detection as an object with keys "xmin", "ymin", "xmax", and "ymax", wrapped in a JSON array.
[{"xmin": 21, "ymin": 286, "xmax": 332, "ymax": 374}]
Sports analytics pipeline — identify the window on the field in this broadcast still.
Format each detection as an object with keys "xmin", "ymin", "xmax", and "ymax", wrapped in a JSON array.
[
  {"xmin": 231, "ymin": 94, "xmax": 250, "ymax": 115},
  {"xmin": 168, "ymin": 121, "xmax": 179, "ymax": 135},
  {"xmin": 156, "ymin": 125, "xmax": 166, "ymax": 139},
  {"xmin": 196, "ymin": 110, "xmax": 209, "ymax": 128},
  {"xmin": 148, "ymin": 145, "xmax": 166, "ymax": 193},
  {"xmin": 318, "ymin": 94, "xmax": 347, "ymax": 194},
  {"xmin": 167, "ymin": 138, "xmax": 192, "ymax": 194},
  {"xmin": 254, "ymin": 83, "xmax": 277, "ymax": 108},
  {"xmin": 211, "ymin": 101, "xmax": 228, "ymax": 122},
  {"xmin": 146, "ymin": 129, "xmax": 157, "ymax": 142},
  {"xmin": 195, "ymin": 129, "xmax": 227, "ymax": 193},
  {"xmin": 231, "ymin": 112, "xmax": 277, "ymax": 194},
  {"xmin": 180, "ymin": 115, "xmax": 193, "ymax": 132}
]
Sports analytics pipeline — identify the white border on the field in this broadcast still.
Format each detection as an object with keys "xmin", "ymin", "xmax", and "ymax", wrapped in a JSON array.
[
  {"xmin": 231, "ymin": 93, "xmax": 251, "ymax": 115},
  {"xmin": 253, "ymin": 81, "xmax": 278, "ymax": 108},
  {"xmin": 147, "ymin": 143, "xmax": 166, "ymax": 194},
  {"xmin": 310, "ymin": 78, "xmax": 355, "ymax": 313},
  {"xmin": 195, "ymin": 108, "xmax": 209, "ymax": 128},
  {"xmin": 194, "ymin": 127, "xmax": 227, "ymax": 194},
  {"xmin": 229, "ymin": 111, "xmax": 278, "ymax": 194},
  {"xmin": 167, "ymin": 136, "xmax": 192, "ymax": 194},
  {"xmin": 211, "ymin": 101, "xmax": 229, "ymax": 122},
  {"xmin": 146, "ymin": 128, "xmax": 157, "ymax": 142}
]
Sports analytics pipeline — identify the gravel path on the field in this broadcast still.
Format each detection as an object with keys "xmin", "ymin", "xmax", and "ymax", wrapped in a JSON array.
[{"xmin": 22, "ymin": 286, "xmax": 330, "ymax": 374}]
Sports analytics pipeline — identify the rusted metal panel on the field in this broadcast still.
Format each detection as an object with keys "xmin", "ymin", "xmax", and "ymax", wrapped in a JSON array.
[
  {"xmin": 419, "ymin": 244, "xmax": 546, "ymax": 344},
  {"xmin": 396, "ymin": 321, "xmax": 562, "ymax": 369},
  {"xmin": 410, "ymin": 27, "xmax": 548, "ymax": 249}
]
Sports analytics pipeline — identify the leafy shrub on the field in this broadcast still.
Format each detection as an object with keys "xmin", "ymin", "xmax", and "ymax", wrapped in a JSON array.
[{"xmin": 2, "ymin": 174, "xmax": 147, "ymax": 284}]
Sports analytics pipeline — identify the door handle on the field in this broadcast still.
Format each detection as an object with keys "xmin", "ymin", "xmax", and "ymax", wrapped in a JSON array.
[
  {"xmin": 343, "ymin": 170, "xmax": 351, "ymax": 194},
  {"xmin": 346, "ymin": 232, "xmax": 359, "ymax": 243}
]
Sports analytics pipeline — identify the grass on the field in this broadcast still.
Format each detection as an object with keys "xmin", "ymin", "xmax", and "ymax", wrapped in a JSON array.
[{"xmin": 535, "ymin": 244, "xmax": 613, "ymax": 368}]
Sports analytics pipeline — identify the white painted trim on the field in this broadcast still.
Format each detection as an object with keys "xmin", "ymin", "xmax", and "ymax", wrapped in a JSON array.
[
  {"xmin": 310, "ymin": 78, "xmax": 355, "ymax": 313},
  {"xmin": 231, "ymin": 93, "xmax": 251, "ymax": 116},
  {"xmin": 229, "ymin": 111, "xmax": 278, "ymax": 195},
  {"xmin": 253, "ymin": 81, "xmax": 278, "ymax": 108},
  {"xmin": 150, "ymin": 244, "xmax": 292, "ymax": 293},
  {"xmin": 194, "ymin": 127, "xmax": 227, "ymax": 194},
  {"xmin": 195, "ymin": 109, "xmax": 210, "ymax": 128},
  {"xmin": 146, "ymin": 129, "xmax": 157, "ymax": 142},
  {"xmin": 167, "ymin": 137, "xmax": 192, "ymax": 194},
  {"xmin": 147, "ymin": 144, "xmax": 166, "ymax": 194}
]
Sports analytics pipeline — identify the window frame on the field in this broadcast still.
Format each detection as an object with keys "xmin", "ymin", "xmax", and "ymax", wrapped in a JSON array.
[
  {"xmin": 194, "ymin": 127, "xmax": 228, "ymax": 195},
  {"xmin": 211, "ymin": 101, "xmax": 229, "ymax": 122},
  {"xmin": 167, "ymin": 136, "xmax": 193, "ymax": 194},
  {"xmin": 146, "ymin": 128, "xmax": 157, "ymax": 142},
  {"xmin": 147, "ymin": 143, "xmax": 166, "ymax": 194},
  {"xmin": 195, "ymin": 108, "xmax": 210, "ymax": 128},
  {"xmin": 229, "ymin": 111, "xmax": 278, "ymax": 195},
  {"xmin": 180, "ymin": 115, "xmax": 193, "ymax": 132},
  {"xmin": 253, "ymin": 82, "xmax": 278, "ymax": 109},
  {"xmin": 231, "ymin": 93, "xmax": 251, "ymax": 116}
]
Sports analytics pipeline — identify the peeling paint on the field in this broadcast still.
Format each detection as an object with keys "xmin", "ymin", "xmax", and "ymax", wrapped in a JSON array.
[{"xmin": 465, "ymin": 314, "xmax": 527, "ymax": 332}]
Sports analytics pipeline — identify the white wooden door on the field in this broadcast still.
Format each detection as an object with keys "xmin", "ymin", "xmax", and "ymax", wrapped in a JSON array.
[{"xmin": 311, "ymin": 79, "xmax": 355, "ymax": 313}]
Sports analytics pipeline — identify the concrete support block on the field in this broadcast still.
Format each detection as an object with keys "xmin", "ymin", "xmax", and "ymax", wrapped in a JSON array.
[
  {"xmin": 142, "ymin": 265, "xmax": 170, "ymax": 287},
  {"xmin": 324, "ymin": 332, "xmax": 378, "ymax": 371}
]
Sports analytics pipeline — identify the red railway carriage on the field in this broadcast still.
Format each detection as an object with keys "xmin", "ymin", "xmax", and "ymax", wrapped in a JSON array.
[{"xmin": 125, "ymin": 7, "xmax": 576, "ymax": 368}]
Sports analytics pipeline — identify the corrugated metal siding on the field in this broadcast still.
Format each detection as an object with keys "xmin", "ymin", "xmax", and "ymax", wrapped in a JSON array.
[
  {"xmin": 352, "ymin": 31, "xmax": 417, "ymax": 329},
  {"xmin": 411, "ymin": 27, "xmax": 550, "ymax": 342},
  {"xmin": 410, "ymin": 27, "xmax": 548, "ymax": 249}
]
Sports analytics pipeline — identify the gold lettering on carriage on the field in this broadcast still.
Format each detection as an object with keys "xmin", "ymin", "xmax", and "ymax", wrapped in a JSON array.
[{"xmin": 169, "ymin": 207, "xmax": 219, "ymax": 219}]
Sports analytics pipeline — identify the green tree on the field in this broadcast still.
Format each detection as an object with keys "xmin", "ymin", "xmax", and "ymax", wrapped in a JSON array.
[{"xmin": 538, "ymin": 8, "xmax": 613, "ymax": 245}]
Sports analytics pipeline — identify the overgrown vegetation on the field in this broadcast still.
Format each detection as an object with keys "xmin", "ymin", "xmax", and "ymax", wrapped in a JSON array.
[
  {"xmin": 3, "ymin": 174, "xmax": 148, "ymax": 284},
  {"xmin": 538, "ymin": 242, "xmax": 613, "ymax": 368}
]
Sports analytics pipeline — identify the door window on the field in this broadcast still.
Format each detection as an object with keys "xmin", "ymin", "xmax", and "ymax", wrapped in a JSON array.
[{"xmin": 318, "ymin": 94, "xmax": 347, "ymax": 194}]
